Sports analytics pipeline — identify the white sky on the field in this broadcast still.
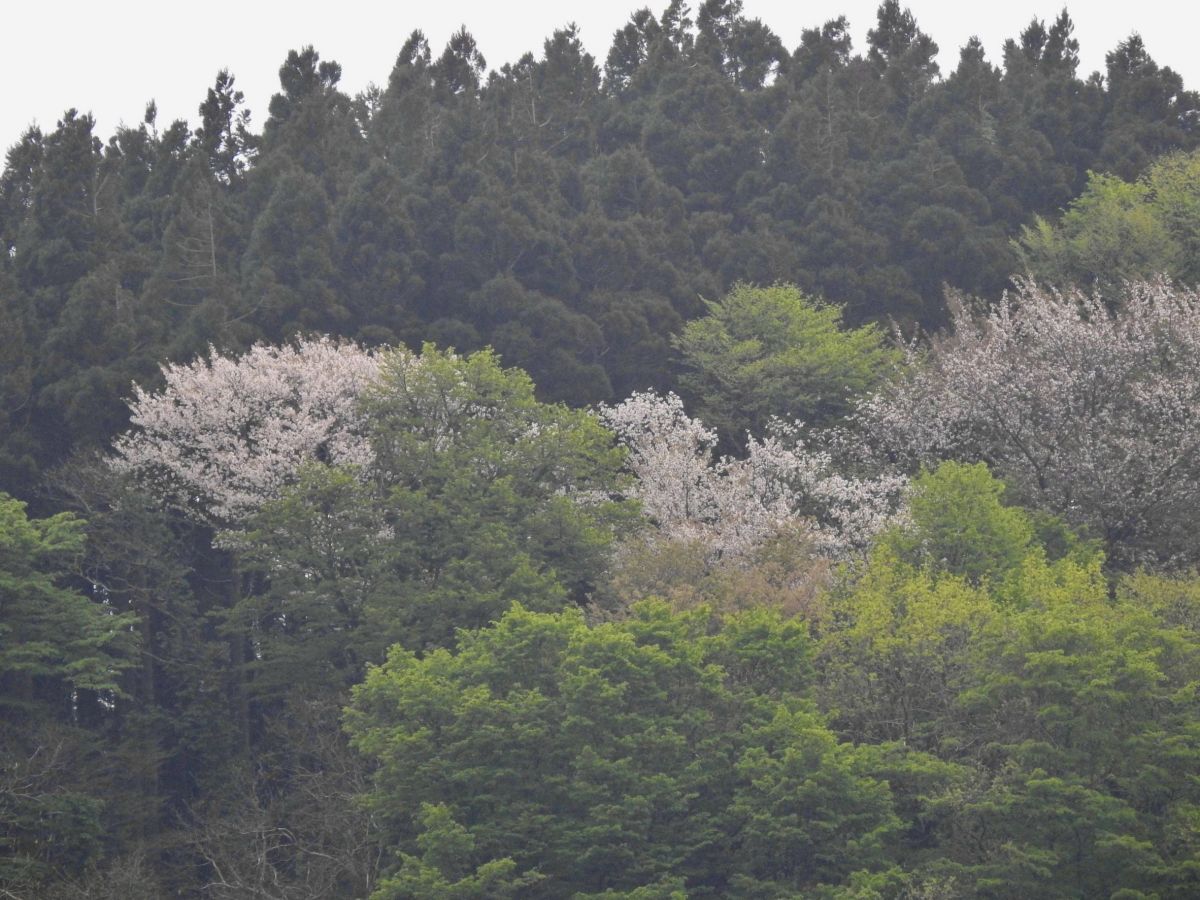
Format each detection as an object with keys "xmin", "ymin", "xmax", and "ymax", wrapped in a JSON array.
[{"xmin": 4, "ymin": 1, "xmax": 1198, "ymax": 152}]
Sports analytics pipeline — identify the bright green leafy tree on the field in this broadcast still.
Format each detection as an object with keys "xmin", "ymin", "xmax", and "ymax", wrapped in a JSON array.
[
  {"xmin": 1016, "ymin": 149, "xmax": 1200, "ymax": 292},
  {"xmin": 819, "ymin": 464, "xmax": 1200, "ymax": 897},
  {"xmin": 882, "ymin": 461, "xmax": 1095, "ymax": 590},
  {"xmin": 346, "ymin": 601, "xmax": 901, "ymax": 898},
  {"xmin": 674, "ymin": 282, "xmax": 899, "ymax": 444},
  {"xmin": 235, "ymin": 344, "xmax": 636, "ymax": 697}
]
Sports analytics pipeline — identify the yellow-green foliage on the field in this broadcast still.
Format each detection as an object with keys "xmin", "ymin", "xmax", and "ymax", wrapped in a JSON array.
[
  {"xmin": 816, "ymin": 464, "xmax": 1200, "ymax": 896},
  {"xmin": 877, "ymin": 461, "xmax": 1104, "ymax": 600},
  {"xmin": 1016, "ymin": 149, "xmax": 1200, "ymax": 290},
  {"xmin": 1119, "ymin": 569, "xmax": 1200, "ymax": 632},
  {"xmin": 820, "ymin": 462, "xmax": 1108, "ymax": 749}
]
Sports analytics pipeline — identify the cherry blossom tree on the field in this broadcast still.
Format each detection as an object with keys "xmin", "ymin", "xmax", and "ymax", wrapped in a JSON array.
[
  {"xmin": 110, "ymin": 337, "xmax": 381, "ymax": 529},
  {"xmin": 857, "ymin": 277, "xmax": 1200, "ymax": 568},
  {"xmin": 600, "ymin": 391, "xmax": 905, "ymax": 560}
]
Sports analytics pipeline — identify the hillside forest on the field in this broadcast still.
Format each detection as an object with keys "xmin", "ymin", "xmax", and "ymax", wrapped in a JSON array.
[{"xmin": 3, "ymin": 2, "xmax": 1200, "ymax": 897}]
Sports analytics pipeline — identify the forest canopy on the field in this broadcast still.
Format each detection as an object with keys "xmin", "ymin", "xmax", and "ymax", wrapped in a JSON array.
[
  {"xmin": 1, "ymin": 0, "xmax": 1197, "ymax": 494},
  {"xmin": 2, "ymin": 1, "xmax": 1200, "ymax": 897}
]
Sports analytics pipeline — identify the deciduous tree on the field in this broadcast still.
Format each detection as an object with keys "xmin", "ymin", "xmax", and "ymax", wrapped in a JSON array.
[
  {"xmin": 858, "ymin": 278, "xmax": 1200, "ymax": 568},
  {"xmin": 674, "ymin": 283, "xmax": 900, "ymax": 444},
  {"xmin": 111, "ymin": 336, "xmax": 379, "ymax": 529},
  {"xmin": 347, "ymin": 601, "xmax": 900, "ymax": 897},
  {"xmin": 601, "ymin": 390, "xmax": 905, "ymax": 562}
]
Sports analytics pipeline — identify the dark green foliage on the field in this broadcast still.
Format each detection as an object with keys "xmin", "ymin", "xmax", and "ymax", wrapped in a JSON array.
[
  {"xmin": 0, "ymin": 491, "xmax": 138, "ymax": 892},
  {"xmin": 242, "ymin": 168, "xmax": 345, "ymax": 337},
  {"xmin": 1100, "ymin": 35, "xmax": 1199, "ymax": 179},
  {"xmin": 2, "ymin": 4, "xmax": 1197, "ymax": 489},
  {"xmin": 196, "ymin": 70, "xmax": 256, "ymax": 183}
]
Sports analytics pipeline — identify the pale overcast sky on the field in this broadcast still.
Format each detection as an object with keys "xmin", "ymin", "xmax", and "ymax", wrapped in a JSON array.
[{"xmin": 4, "ymin": 0, "xmax": 1197, "ymax": 152}]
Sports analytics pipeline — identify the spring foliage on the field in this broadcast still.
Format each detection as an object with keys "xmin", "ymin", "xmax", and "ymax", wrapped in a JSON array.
[
  {"xmin": 601, "ymin": 390, "xmax": 906, "ymax": 560},
  {"xmin": 3, "ymin": 2, "xmax": 1200, "ymax": 893},
  {"xmin": 675, "ymin": 283, "xmax": 900, "ymax": 442},
  {"xmin": 1017, "ymin": 149, "xmax": 1200, "ymax": 290},
  {"xmin": 858, "ymin": 278, "xmax": 1200, "ymax": 567},
  {"xmin": 347, "ymin": 601, "xmax": 900, "ymax": 898}
]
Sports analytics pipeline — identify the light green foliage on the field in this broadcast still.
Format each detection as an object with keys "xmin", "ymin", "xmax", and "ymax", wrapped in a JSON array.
[
  {"xmin": 881, "ymin": 462, "xmax": 1099, "ymax": 599},
  {"xmin": 362, "ymin": 343, "xmax": 634, "ymax": 608},
  {"xmin": 347, "ymin": 601, "xmax": 900, "ymax": 897},
  {"xmin": 819, "ymin": 550, "xmax": 1001, "ymax": 750},
  {"xmin": 374, "ymin": 803, "xmax": 539, "ymax": 899},
  {"xmin": 1146, "ymin": 152, "xmax": 1200, "ymax": 280},
  {"xmin": 885, "ymin": 462, "xmax": 1035, "ymax": 586},
  {"xmin": 826, "ymin": 579, "xmax": 1200, "ymax": 894},
  {"xmin": 820, "ymin": 463, "xmax": 1107, "ymax": 750},
  {"xmin": 1016, "ymin": 149, "xmax": 1200, "ymax": 291},
  {"xmin": 819, "ymin": 466, "xmax": 1200, "ymax": 896},
  {"xmin": 1119, "ymin": 569, "xmax": 1200, "ymax": 632},
  {"xmin": 935, "ymin": 591, "xmax": 1200, "ymax": 897},
  {"xmin": 674, "ymin": 283, "xmax": 900, "ymax": 442},
  {"xmin": 725, "ymin": 706, "xmax": 900, "ymax": 897}
]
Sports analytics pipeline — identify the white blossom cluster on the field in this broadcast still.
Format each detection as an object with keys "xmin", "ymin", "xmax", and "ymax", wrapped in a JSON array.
[
  {"xmin": 746, "ymin": 421, "xmax": 908, "ymax": 555},
  {"xmin": 858, "ymin": 278, "xmax": 1200, "ymax": 566},
  {"xmin": 600, "ymin": 392, "xmax": 906, "ymax": 559},
  {"xmin": 111, "ymin": 337, "xmax": 382, "ymax": 527}
]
